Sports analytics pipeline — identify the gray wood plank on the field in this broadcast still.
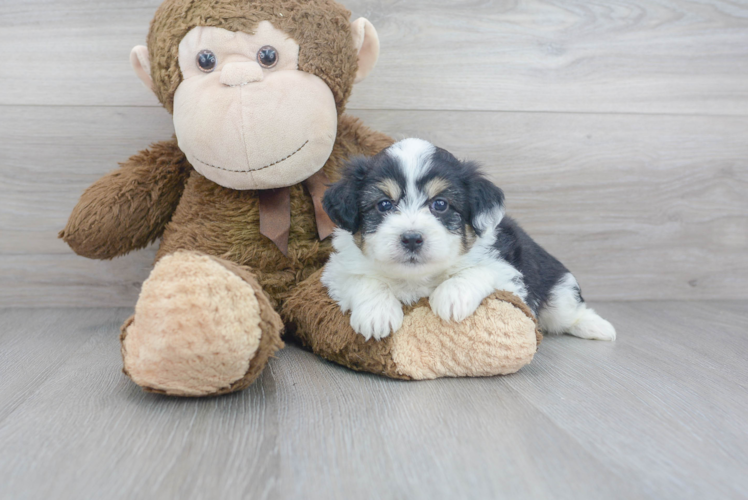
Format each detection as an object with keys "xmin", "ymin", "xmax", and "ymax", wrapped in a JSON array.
[
  {"xmin": 0, "ymin": 105, "xmax": 172, "ymax": 307},
  {"xmin": 603, "ymin": 301, "xmax": 748, "ymax": 384},
  {"xmin": 506, "ymin": 301, "xmax": 748, "ymax": 499},
  {"xmin": 269, "ymin": 348, "xmax": 643, "ymax": 500},
  {"xmin": 2, "ymin": 0, "xmax": 747, "ymax": 115},
  {"xmin": 0, "ymin": 105, "xmax": 173, "ymax": 255},
  {"xmin": 354, "ymin": 109, "xmax": 748, "ymax": 302},
  {"xmin": 0, "ymin": 251, "xmax": 156, "ymax": 308},
  {"xmin": 0, "ymin": 303, "xmax": 746, "ymax": 499},
  {"xmin": 2, "ymin": 105, "xmax": 746, "ymax": 306},
  {"xmin": 0, "ymin": 308, "xmax": 119, "ymax": 422}
]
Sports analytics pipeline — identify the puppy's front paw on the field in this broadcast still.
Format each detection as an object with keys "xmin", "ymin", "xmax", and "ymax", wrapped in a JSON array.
[
  {"xmin": 350, "ymin": 297, "xmax": 404, "ymax": 341},
  {"xmin": 430, "ymin": 279, "xmax": 486, "ymax": 323}
]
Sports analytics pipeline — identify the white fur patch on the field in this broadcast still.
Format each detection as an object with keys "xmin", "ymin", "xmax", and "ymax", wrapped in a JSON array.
[
  {"xmin": 538, "ymin": 273, "xmax": 616, "ymax": 341},
  {"xmin": 472, "ymin": 205, "xmax": 505, "ymax": 235},
  {"xmin": 322, "ymin": 230, "xmax": 405, "ymax": 340},
  {"xmin": 364, "ymin": 206, "xmax": 462, "ymax": 282},
  {"xmin": 387, "ymin": 138, "xmax": 435, "ymax": 214},
  {"xmin": 386, "ymin": 138, "xmax": 435, "ymax": 188},
  {"xmin": 429, "ymin": 229, "xmax": 527, "ymax": 322}
]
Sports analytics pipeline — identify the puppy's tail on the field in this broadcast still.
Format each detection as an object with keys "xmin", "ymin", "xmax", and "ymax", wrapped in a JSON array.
[{"xmin": 567, "ymin": 308, "xmax": 617, "ymax": 341}]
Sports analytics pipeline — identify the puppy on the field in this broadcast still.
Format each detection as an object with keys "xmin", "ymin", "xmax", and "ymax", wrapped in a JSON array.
[{"xmin": 321, "ymin": 138, "xmax": 616, "ymax": 342}]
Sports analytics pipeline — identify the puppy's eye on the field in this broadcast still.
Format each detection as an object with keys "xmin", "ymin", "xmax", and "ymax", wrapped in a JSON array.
[
  {"xmin": 257, "ymin": 46, "xmax": 279, "ymax": 68},
  {"xmin": 196, "ymin": 50, "xmax": 217, "ymax": 72},
  {"xmin": 377, "ymin": 200, "xmax": 394, "ymax": 213},
  {"xmin": 430, "ymin": 199, "xmax": 449, "ymax": 213}
]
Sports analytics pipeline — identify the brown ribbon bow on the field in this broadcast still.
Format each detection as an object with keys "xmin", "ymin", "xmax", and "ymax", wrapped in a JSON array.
[{"xmin": 258, "ymin": 170, "xmax": 336, "ymax": 256}]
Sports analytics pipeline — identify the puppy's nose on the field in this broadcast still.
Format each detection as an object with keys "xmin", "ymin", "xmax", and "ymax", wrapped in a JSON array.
[
  {"xmin": 400, "ymin": 232, "xmax": 424, "ymax": 252},
  {"xmin": 220, "ymin": 62, "xmax": 264, "ymax": 87}
]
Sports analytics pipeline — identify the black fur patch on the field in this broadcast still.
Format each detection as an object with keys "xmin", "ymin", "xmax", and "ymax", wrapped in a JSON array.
[
  {"xmin": 415, "ymin": 148, "xmax": 506, "ymax": 238},
  {"xmin": 324, "ymin": 149, "xmax": 409, "ymax": 236},
  {"xmin": 493, "ymin": 216, "xmax": 574, "ymax": 314},
  {"xmin": 323, "ymin": 156, "xmax": 369, "ymax": 233}
]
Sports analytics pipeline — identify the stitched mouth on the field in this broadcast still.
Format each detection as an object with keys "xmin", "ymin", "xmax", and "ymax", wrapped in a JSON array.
[{"xmin": 191, "ymin": 140, "xmax": 309, "ymax": 173}]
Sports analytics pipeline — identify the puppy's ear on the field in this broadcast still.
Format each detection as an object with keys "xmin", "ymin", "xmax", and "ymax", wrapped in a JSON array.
[
  {"xmin": 467, "ymin": 167, "xmax": 505, "ymax": 236},
  {"xmin": 323, "ymin": 157, "xmax": 369, "ymax": 233}
]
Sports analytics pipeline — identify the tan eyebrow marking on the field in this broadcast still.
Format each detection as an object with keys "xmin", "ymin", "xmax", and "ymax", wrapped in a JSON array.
[
  {"xmin": 424, "ymin": 177, "xmax": 450, "ymax": 199},
  {"xmin": 375, "ymin": 179, "xmax": 402, "ymax": 201}
]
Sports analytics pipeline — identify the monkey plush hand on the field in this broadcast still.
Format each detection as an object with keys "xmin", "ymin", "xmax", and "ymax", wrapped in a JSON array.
[{"xmin": 61, "ymin": 0, "xmax": 540, "ymax": 396}]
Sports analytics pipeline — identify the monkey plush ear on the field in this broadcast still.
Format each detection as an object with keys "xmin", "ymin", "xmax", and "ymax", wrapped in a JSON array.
[
  {"xmin": 130, "ymin": 45, "xmax": 154, "ymax": 92},
  {"xmin": 351, "ymin": 18, "xmax": 380, "ymax": 84}
]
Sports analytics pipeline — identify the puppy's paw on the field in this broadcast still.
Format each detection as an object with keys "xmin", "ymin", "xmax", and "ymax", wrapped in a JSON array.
[
  {"xmin": 430, "ymin": 278, "xmax": 486, "ymax": 323},
  {"xmin": 350, "ymin": 297, "xmax": 404, "ymax": 341}
]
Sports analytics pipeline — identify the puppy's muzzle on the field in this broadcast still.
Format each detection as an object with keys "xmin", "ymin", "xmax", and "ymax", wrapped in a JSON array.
[{"xmin": 400, "ymin": 232, "xmax": 424, "ymax": 253}]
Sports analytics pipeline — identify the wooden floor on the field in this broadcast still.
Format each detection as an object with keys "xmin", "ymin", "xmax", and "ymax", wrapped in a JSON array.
[{"xmin": 1, "ymin": 301, "xmax": 746, "ymax": 500}]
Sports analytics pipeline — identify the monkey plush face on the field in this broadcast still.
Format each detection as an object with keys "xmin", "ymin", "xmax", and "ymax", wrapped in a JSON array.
[
  {"xmin": 171, "ymin": 22, "xmax": 338, "ymax": 189},
  {"xmin": 130, "ymin": 0, "xmax": 379, "ymax": 191}
]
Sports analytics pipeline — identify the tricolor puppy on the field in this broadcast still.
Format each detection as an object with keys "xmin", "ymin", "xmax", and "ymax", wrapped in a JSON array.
[{"xmin": 321, "ymin": 138, "xmax": 616, "ymax": 342}]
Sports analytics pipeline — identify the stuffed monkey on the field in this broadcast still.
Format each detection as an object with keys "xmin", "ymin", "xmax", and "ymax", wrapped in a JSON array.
[{"xmin": 61, "ymin": 0, "xmax": 540, "ymax": 397}]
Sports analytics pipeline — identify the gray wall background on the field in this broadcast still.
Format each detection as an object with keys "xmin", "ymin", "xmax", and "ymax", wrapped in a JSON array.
[{"xmin": 1, "ymin": 0, "xmax": 747, "ymax": 307}]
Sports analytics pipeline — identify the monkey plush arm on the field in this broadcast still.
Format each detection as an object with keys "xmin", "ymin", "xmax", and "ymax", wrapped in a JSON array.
[{"xmin": 60, "ymin": 139, "xmax": 191, "ymax": 260}]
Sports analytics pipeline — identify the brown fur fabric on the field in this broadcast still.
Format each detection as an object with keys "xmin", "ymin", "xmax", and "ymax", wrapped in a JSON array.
[
  {"xmin": 60, "ymin": 139, "xmax": 191, "ymax": 260},
  {"xmin": 148, "ymin": 0, "xmax": 359, "ymax": 114},
  {"xmin": 155, "ymin": 115, "xmax": 394, "ymax": 308},
  {"xmin": 283, "ymin": 270, "xmax": 411, "ymax": 379}
]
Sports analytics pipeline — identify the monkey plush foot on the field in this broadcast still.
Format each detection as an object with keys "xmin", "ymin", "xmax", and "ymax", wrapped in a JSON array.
[
  {"xmin": 282, "ymin": 270, "xmax": 541, "ymax": 380},
  {"xmin": 120, "ymin": 251, "xmax": 283, "ymax": 397}
]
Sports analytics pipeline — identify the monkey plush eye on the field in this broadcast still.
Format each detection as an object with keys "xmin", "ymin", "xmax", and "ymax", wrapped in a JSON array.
[
  {"xmin": 430, "ymin": 199, "xmax": 449, "ymax": 213},
  {"xmin": 377, "ymin": 200, "xmax": 394, "ymax": 213},
  {"xmin": 196, "ymin": 50, "xmax": 217, "ymax": 72},
  {"xmin": 257, "ymin": 46, "xmax": 279, "ymax": 68}
]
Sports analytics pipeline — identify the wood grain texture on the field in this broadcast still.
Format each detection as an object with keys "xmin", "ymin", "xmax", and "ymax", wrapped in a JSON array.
[
  {"xmin": 0, "ymin": 302, "xmax": 746, "ymax": 499},
  {"xmin": 0, "ymin": 308, "xmax": 119, "ymax": 421},
  {"xmin": 353, "ymin": 109, "xmax": 748, "ymax": 302},
  {"xmin": 506, "ymin": 301, "xmax": 748, "ymax": 499},
  {"xmin": 0, "ymin": 105, "xmax": 174, "ymax": 307},
  {"xmin": 2, "ymin": 105, "xmax": 746, "ymax": 306},
  {"xmin": 1, "ymin": 0, "xmax": 747, "ymax": 114}
]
